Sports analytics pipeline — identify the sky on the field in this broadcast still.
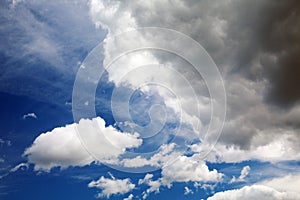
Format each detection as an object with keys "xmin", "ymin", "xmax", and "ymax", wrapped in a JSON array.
[{"xmin": 0, "ymin": 0, "xmax": 300, "ymax": 199}]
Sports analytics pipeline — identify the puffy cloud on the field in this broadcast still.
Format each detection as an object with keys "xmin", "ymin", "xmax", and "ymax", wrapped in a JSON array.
[
  {"xmin": 184, "ymin": 186, "xmax": 193, "ymax": 195},
  {"xmin": 191, "ymin": 128, "xmax": 300, "ymax": 163},
  {"xmin": 260, "ymin": 173, "xmax": 300, "ymax": 195},
  {"xmin": 239, "ymin": 166, "xmax": 251, "ymax": 180},
  {"xmin": 138, "ymin": 174, "xmax": 154, "ymax": 185},
  {"xmin": 123, "ymin": 194, "xmax": 134, "ymax": 200},
  {"xmin": 230, "ymin": 165, "xmax": 250, "ymax": 183},
  {"xmin": 121, "ymin": 143, "xmax": 181, "ymax": 168},
  {"xmin": 137, "ymin": 153, "xmax": 223, "ymax": 198},
  {"xmin": 208, "ymin": 185, "xmax": 300, "ymax": 200},
  {"xmin": 24, "ymin": 117, "xmax": 142, "ymax": 171},
  {"xmin": 160, "ymin": 154, "xmax": 223, "ymax": 185},
  {"xmin": 210, "ymin": 172, "xmax": 300, "ymax": 200},
  {"xmin": 88, "ymin": 174, "xmax": 135, "ymax": 198}
]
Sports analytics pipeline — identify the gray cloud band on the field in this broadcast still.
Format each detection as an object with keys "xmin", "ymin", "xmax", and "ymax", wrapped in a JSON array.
[{"xmin": 72, "ymin": 27, "xmax": 226, "ymax": 172}]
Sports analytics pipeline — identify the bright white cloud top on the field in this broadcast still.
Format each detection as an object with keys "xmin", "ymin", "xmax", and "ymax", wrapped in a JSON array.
[
  {"xmin": 24, "ymin": 117, "xmax": 142, "ymax": 171},
  {"xmin": 88, "ymin": 175, "xmax": 135, "ymax": 198}
]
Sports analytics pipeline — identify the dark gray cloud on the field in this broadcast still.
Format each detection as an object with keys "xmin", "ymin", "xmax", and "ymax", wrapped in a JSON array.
[
  {"xmin": 116, "ymin": 0, "xmax": 300, "ymax": 150},
  {"xmin": 128, "ymin": 0, "xmax": 300, "ymax": 108},
  {"xmin": 226, "ymin": 0, "xmax": 300, "ymax": 108}
]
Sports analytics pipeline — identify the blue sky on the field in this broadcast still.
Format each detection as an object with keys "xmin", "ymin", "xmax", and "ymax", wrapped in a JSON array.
[{"xmin": 1, "ymin": 0, "xmax": 300, "ymax": 200}]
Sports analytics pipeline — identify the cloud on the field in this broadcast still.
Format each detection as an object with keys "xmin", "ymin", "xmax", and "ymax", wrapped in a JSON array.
[
  {"xmin": 123, "ymin": 194, "xmax": 133, "ymax": 200},
  {"xmin": 121, "ymin": 143, "xmax": 181, "ymax": 168},
  {"xmin": 160, "ymin": 154, "xmax": 223, "ymax": 185},
  {"xmin": 191, "ymin": 128, "xmax": 300, "ymax": 163},
  {"xmin": 137, "ymin": 153, "xmax": 223, "ymax": 198},
  {"xmin": 138, "ymin": 174, "xmax": 153, "ymax": 185},
  {"xmin": 210, "ymin": 172, "xmax": 300, "ymax": 200},
  {"xmin": 87, "ymin": 0, "xmax": 225, "ymax": 142},
  {"xmin": 3, "ymin": 1, "xmax": 300, "ymax": 198},
  {"xmin": 10, "ymin": 163, "xmax": 29, "ymax": 172},
  {"xmin": 22, "ymin": 112, "xmax": 37, "ymax": 119},
  {"xmin": 0, "ymin": 162, "xmax": 29, "ymax": 180},
  {"xmin": 208, "ymin": 185, "xmax": 300, "ymax": 200},
  {"xmin": 88, "ymin": 174, "xmax": 135, "ymax": 198},
  {"xmin": 87, "ymin": 0, "xmax": 300, "ymax": 166},
  {"xmin": 184, "ymin": 186, "xmax": 193, "ymax": 195},
  {"xmin": 230, "ymin": 165, "xmax": 251, "ymax": 183},
  {"xmin": 260, "ymin": 173, "xmax": 300, "ymax": 195},
  {"xmin": 24, "ymin": 117, "xmax": 142, "ymax": 171},
  {"xmin": 0, "ymin": 138, "xmax": 11, "ymax": 147},
  {"xmin": 0, "ymin": 0, "xmax": 104, "ymax": 105}
]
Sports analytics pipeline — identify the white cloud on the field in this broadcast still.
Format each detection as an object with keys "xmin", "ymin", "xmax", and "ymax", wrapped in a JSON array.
[
  {"xmin": 88, "ymin": 174, "xmax": 135, "ymax": 198},
  {"xmin": 87, "ymin": 0, "xmax": 225, "ymax": 148},
  {"xmin": 123, "ymin": 194, "xmax": 133, "ymax": 200},
  {"xmin": 230, "ymin": 165, "xmax": 250, "ymax": 183},
  {"xmin": 208, "ymin": 185, "xmax": 300, "ymax": 200},
  {"xmin": 210, "ymin": 172, "xmax": 300, "ymax": 200},
  {"xmin": 88, "ymin": 0, "xmax": 136, "ymax": 33},
  {"xmin": 121, "ymin": 143, "xmax": 180, "ymax": 168},
  {"xmin": 22, "ymin": 112, "xmax": 37, "ymax": 119},
  {"xmin": 260, "ymin": 173, "xmax": 300, "ymax": 195},
  {"xmin": 138, "ymin": 173, "xmax": 154, "ymax": 185},
  {"xmin": 24, "ymin": 117, "xmax": 142, "ymax": 171},
  {"xmin": 160, "ymin": 154, "xmax": 223, "ymax": 186},
  {"xmin": 10, "ymin": 163, "xmax": 29, "ymax": 172},
  {"xmin": 184, "ymin": 186, "xmax": 193, "ymax": 195},
  {"xmin": 191, "ymin": 129, "xmax": 300, "ymax": 163},
  {"xmin": 138, "ymin": 153, "xmax": 223, "ymax": 198},
  {"xmin": 239, "ymin": 166, "xmax": 251, "ymax": 180}
]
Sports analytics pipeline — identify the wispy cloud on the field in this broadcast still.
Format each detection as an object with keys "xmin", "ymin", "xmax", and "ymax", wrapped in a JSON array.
[{"xmin": 22, "ymin": 112, "xmax": 37, "ymax": 120}]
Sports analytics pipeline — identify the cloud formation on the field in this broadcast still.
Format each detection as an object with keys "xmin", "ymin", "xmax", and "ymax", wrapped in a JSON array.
[
  {"xmin": 24, "ymin": 117, "xmax": 142, "ymax": 171},
  {"xmin": 88, "ymin": 174, "xmax": 135, "ymax": 198},
  {"xmin": 208, "ymin": 185, "xmax": 300, "ymax": 200},
  {"xmin": 230, "ymin": 165, "xmax": 251, "ymax": 183},
  {"xmin": 86, "ymin": 0, "xmax": 300, "ymax": 163},
  {"xmin": 22, "ymin": 112, "xmax": 37, "ymax": 119}
]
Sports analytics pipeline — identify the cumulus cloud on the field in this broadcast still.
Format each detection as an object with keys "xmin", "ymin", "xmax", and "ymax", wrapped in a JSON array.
[
  {"xmin": 138, "ymin": 174, "xmax": 154, "ymax": 185},
  {"xmin": 230, "ymin": 165, "xmax": 251, "ymax": 183},
  {"xmin": 24, "ymin": 117, "xmax": 142, "ymax": 171},
  {"xmin": 191, "ymin": 128, "xmax": 300, "ymax": 163},
  {"xmin": 121, "ymin": 143, "xmax": 181, "ymax": 168},
  {"xmin": 160, "ymin": 154, "xmax": 223, "ymax": 185},
  {"xmin": 210, "ymin": 172, "xmax": 300, "ymax": 200},
  {"xmin": 260, "ymin": 173, "xmax": 300, "ymax": 195},
  {"xmin": 123, "ymin": 194, "xmax": 134, "ymax": 200},
  {"xmin": 208, "ymin": 185, "xmax": 300, "ymax": 200},
  {"xmin": 137, "ymin": 153, "xmax": 223, "ymax": 198},
  {"xmin": 184, "ymin": 186, "xmax": 193, "ymax": 195},
  {"xmin": 88, "ymin": 174, "xmax": 135, "ymax": 198}
]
